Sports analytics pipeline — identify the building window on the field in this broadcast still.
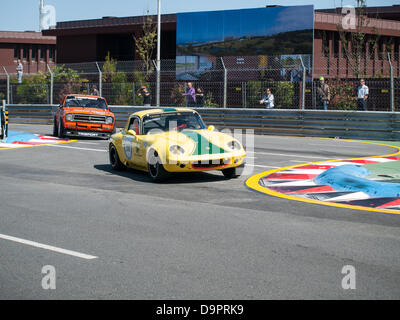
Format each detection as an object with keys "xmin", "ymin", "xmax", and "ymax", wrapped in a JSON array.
[
  {"xmin": 368, "ymin": 41, "xmax": 375, "ymax": 60},
  {"xmin": 40, "ymin": 46, "xmax": 46, "ymax": 61},
  {"xmin": 14, "ymin": 45, "xmax": 20, "ymax": 60},
  {"xmin": 321, "ymin": 31, "xmax": 329, "ymax": 57},
  {"xmin": 333, "ymin": 33, "xmax": 339, "ymax": 58},
  {"xmin": 32, "ymin": 45, "xmax": 38, "ymax": 61},
  {"xmin": 49, "ymin": 47, "xmax": 55, "ymax": 61},
  {"xmin": 22, "ymin": 46, "xmax": 28, "ymax": 61}
]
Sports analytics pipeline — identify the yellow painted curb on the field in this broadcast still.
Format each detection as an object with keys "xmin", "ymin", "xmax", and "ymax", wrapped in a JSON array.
[{"xmin": 246, "ymin": 139, "xmax": 400, "ymax": 215}]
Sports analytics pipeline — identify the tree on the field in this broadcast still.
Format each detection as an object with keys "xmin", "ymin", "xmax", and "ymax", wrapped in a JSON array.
[
  {"xmin": 336, "ymin": 0, "xmax": 381, "ymax": 78},
  {"xmin": 102, "ymin": 51, "xmax": 117, "ymax": 83},
  {"xmin": 133, "ymin": 14, "xmax": 157, "ymax": 81},
  {"xmin": 51, "ymin": 65, "xmax": 88, "ymax": 102}
]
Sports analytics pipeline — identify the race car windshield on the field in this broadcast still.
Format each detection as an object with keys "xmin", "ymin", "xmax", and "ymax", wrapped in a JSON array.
[
  {"xmin": 143, "ymin": 112, "xmax": 206, "ymax": 135},
  {"xmin": 65, "ymin": 97, "xmax": 107, "ymax": 109}
]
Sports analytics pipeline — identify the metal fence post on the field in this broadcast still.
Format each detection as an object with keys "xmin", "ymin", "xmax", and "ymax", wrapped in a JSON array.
[
  {"xmin": 95, "ymin": 62, "xmax": 102, "ymax": 96},
  {"xmin": 132, "ymin": 82, "xmax": 136, "ymax": 105},
  {"xmin": 221, "ymin": 57, "xmax": 227, "ymax": 108},
  {"xmin": 3, "ymin": 67, "xmax": 10, "ymax": 104},
  {"xmin": 47, "ymin": 64, "xmax": 54, "ymax": 105},
  {"xmin": 388, "ymin": 53, "xmax": 395, "ymax": 112},
  {"xmin": 300, "ymin": 56, "xmax": 306, "ymax": 110}
]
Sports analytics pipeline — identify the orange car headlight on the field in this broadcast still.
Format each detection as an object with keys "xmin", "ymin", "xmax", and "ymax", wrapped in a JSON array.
[{"xmin": 105, "ymin": 117, "xmax": 114, "ymax": 124}]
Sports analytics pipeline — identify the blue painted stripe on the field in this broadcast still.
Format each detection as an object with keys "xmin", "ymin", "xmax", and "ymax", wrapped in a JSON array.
[
  {"xmin": 315, "ymin": 164, "xmax": 400, "ymax": 198},
  {"xmin": 5, "ymin": 131, "xmax": 38, "ymax": 143}
]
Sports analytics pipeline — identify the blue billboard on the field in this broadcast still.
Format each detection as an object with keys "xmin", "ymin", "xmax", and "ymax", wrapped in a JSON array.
[{"xmin": 176, "ymin": 5, "xmax": 314, "ymax": 80}]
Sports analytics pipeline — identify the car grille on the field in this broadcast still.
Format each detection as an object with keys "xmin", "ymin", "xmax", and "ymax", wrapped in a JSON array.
[
  {"xmin": 192, "ymin": 159, "xmax": 229, "ymax": 168},
  {"xmin": 72, "ymin": 114, "xmax": 106, "ymax": 123}
]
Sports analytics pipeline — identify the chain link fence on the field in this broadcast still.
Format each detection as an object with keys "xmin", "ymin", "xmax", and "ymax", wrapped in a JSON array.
[{"xmin": 0, "ymin": 54, "xmax": 398, "ymax": 111}]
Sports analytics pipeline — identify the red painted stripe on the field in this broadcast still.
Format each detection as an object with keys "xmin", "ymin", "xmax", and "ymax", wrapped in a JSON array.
[
  {"xmin": 345, "ymin": 159, "xmax": 379, "ymax": 164},
  {"xmin": 382, "ymin": 156, "xmax": 400, "ymax": 161},
  {"xmin": 377, "ymin": 199, "xmax": 400, "ymax": 208},
  {"xmin": 264, "ymin": 173, "xmax": 318, "ymax": 180},
  {"xmin": 294, "ymin": 165, "xmax": 335, "ymax": 170},
  {"xmin": 289, "ymin": 185, "xmax": 335, "ymax": 194},
  {"xmin": 11, "ymin": 141, "xmax": 48, "ymax": 145}
]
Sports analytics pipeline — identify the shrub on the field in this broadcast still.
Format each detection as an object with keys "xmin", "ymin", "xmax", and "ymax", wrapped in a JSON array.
[
  {"xmin": 329, "ymin": 81, "xmax": 357, "ymax": 110},
  {"xmin": 16, "ymin": 73, "xmax": 48, "ymax": 104},
  {"xmin": 272, "ymin": 81, "xmax": 295, "ymax": 108},
  {"xmin": 110, "ymin": 72, "xmax": 133, "ymax": 105}
]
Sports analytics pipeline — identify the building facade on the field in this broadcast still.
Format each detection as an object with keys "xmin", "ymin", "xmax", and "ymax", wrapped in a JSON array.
[
  {"xmin": 41, "ymin": 5, "xmax": 400, "ymax": 79},
  {"xmin": 0, "ymin": 31, "xmax": 56, "ymax": 74}
]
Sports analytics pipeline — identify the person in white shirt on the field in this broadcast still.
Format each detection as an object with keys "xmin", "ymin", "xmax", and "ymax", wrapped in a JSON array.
[
  {"xmin": 357, "ymin": 79, "xmax": 369, "ymax": 111},
  {"xmin": 260, "ymin": 88, "xmax": 275, "ymax": 109},
  {"xmin": 16, "ymin": 59, "xmax": 23, "ymax": 84}
]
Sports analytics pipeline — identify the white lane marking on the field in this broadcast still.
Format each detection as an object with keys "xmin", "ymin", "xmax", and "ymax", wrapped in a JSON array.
[
  {"xmin": 0, "ymin": 233, "xmax": 98, "ymax": 260},
  {"xmin": 251, "ymin": 164, "xmax": 280, "ymax": 169},
  {"xmin": 290, "ymin": 160, "xmax": 309, "ymax": 163},
  {"xmin": 248, "ymin": 151, "xmax": 325, "ymax": 159},
  {"xmin": 47, "ymin": 145, "xmax": 107, "ymax": 152},
  {"xmin": 75, "ymin": 141, "xmax": 103, "ymax": 145}
]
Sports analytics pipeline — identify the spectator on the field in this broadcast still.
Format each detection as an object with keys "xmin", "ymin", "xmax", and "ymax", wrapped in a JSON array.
[
  {"xmin": 182, "ymin": 82, "xmax": 196, "ymax": 107},
  {"xmin": 316, "ymin": 77, "xmax": 330, "ymax": 110},
  {"xmin": 357, "ymin": 79, "xmax": 369, "ymax": 111},
  {"xmin": 16, "ymin": 59, "xmax": 23, "ymax": 84},
  {"xmin": 259, "ymin": 88, "xmax": 275, "ymax": 109},
  {"xmin": 137, "ymin": 85, "xmax": 152, "ymax": 106},
  {"xmin": 91, "ymin": 85, "xmax": 99, "ymax": 96},
  {"xmin": 195, "ymin": 87, "xmax": 205, "ymax": 108}
]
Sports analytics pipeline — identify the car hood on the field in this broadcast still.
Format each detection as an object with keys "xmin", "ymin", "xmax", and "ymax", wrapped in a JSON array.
[
  {"xmin": 150, "ymin": 129, "xmax": 243, "ymax": 156},
  {"xmin": 63, "ymin": 107, "xmax": 114, "ymax": 116}
]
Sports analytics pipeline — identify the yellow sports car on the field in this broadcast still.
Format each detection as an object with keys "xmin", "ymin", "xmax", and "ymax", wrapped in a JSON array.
[{"xmin": 109, "ymin": 108, "xmax": 246, "ymax": 182}]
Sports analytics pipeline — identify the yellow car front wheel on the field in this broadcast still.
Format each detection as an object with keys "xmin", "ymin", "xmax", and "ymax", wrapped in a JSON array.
[
  {"xmin": 147, "ymin": 149, "xmax": 169, "ymax": 182},
  {"xmin": 109, "ymin": 144, "xmax": 125, "ymax": 171}
]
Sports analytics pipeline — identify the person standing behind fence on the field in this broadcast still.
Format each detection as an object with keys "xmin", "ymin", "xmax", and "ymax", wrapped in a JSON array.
[
  {"xmin": 259, "ymin": 88, "xmax": 275, "ymax": 109},
  {"xmin": 316, "ymin": 77, "xmax": 330, "ymax": 111},
  {"xmin": 137, "ymin": 86, "xmax": 152, "ymax": 106},
  {"xmin": 16, "ymin": 59, "xmax": 23, "ymax": 84},
  {"xmin": 195, "ymin": 87, "xmax": 205, "ymax": 108},
  {"xmin": 357, "ymin": 79, "xmax": 369, "ymax": 111},
  {"xmin": 91, "ymin": 85, "xmax": 99, "ymax": 96},
  {"xmin": 182, "ymin": 82, "xmax": 196, "ymax": 107}
]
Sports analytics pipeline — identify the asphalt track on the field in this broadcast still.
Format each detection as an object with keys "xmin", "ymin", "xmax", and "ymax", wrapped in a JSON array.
[{"xmin": 0, "ymin": 123, "xmax": 399, "ymax": 299}]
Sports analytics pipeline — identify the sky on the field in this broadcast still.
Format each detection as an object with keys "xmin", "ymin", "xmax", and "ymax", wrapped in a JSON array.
[{"xmin": 0, "ymin": 0, "xmax": 398, "ymax": 32}]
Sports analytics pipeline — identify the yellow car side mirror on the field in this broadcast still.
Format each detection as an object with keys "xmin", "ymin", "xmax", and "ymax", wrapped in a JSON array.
[
  {"xmin": 127, "ymin": 130, "xmax": 137, "ymax": 137},
  {"xmin": 207, "ymin": 125, "xmax": 215, "ymax": 131}
]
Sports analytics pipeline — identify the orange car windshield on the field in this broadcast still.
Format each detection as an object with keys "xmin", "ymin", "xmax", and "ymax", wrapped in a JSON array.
[{"xmin": 65, "ymin": 97, "xmax": 107, "ymax": 109}]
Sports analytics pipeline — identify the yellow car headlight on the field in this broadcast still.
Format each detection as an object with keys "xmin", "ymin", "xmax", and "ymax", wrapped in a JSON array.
[{"xmin": 169, "ymin": 145, "xmax": 185, "ymax": 155}]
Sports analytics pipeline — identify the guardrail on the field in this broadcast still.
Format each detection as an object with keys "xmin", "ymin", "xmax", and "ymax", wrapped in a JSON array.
[{"xmin": 5, "ymin": 104, "xmax": 400, "ymax": 141}]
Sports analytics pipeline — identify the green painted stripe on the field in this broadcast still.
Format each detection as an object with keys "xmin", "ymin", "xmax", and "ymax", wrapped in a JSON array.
[{"xmin": 182, "ymin": 130, "xmax": 227, "ymax": 156}]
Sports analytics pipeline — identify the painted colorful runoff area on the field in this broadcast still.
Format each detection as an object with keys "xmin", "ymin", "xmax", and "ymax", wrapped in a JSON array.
[
  {"xmin": 0, "ymin": 131, "xmax": 71, "ymax": 150},
  {"xmin": 246, "ymin": 140, "xmax": 400, "ymax": 215}
]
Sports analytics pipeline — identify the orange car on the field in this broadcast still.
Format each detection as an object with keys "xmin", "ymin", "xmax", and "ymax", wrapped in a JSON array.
[{"xmin": 53, "ymin": 94, "xmax": 116, "ymax": 139}]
